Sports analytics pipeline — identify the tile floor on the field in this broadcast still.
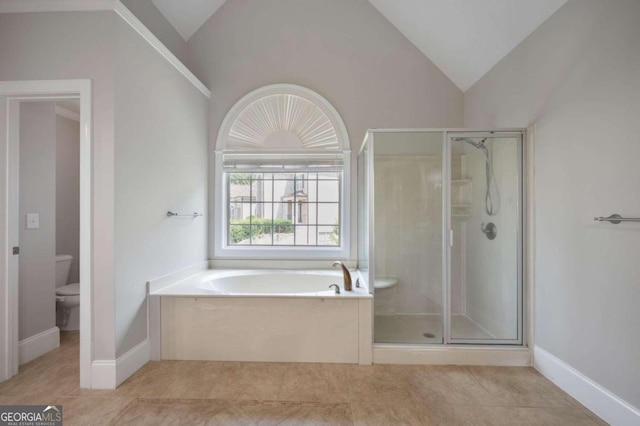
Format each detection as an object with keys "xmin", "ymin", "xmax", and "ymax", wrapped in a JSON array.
[{"xmin": 0, "ymin": 332, "xmax": 606, "ymax": 425}]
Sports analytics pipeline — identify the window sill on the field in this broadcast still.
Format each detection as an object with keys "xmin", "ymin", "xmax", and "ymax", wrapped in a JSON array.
[{"xmin": 213, "ymin": 245, "xmax": 349, "ymax": 260}]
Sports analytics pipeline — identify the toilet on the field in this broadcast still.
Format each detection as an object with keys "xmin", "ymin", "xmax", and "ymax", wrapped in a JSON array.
[{"xmin": 55, "ymin": 254, "xmax": 80, "ymax": 330}]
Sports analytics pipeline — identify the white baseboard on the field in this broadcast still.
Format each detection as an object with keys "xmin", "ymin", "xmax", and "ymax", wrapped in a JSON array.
[
  {"xmin": 19, "ymin": 327, "xmax": 60, "ymax": 365},
  {"xmin": 534, "ymin": 346, "xmax": 640, "ymax": 426},
  {"xmin": 90, "ymin": 359, "xmax": 116, "ymax": 389},
  {"xmin": 115, "ymin": 338, "xmax": 150, "ymax": 387},
  {"xmin": 91, "ymin": 338, "xmax": 150, "ymax": 389},
  {"xmin": 373, "ymin": 344, "xmax": 530, "ymax": 366}
]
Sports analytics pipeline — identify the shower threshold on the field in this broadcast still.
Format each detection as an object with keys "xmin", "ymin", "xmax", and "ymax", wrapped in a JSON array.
[{"xmin": 374, "ymin": 313, "xmax": 493, "ymax": 344}]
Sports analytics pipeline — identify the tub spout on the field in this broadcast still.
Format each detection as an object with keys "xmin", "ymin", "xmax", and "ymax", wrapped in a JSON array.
[{"xmin": 332, "ymin": 261, "xmax": 352, "ymax": 291}]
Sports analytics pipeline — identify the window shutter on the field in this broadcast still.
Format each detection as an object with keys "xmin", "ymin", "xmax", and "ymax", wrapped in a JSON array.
[{"xmin": 222, "ymin": 151, "xmax": 344, "ymax": 172}]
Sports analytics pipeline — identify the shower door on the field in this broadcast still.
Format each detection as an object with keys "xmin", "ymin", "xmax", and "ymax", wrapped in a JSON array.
[
  {"xmin": 369, "ymin": 131, "xmax": 446, "ymax": 345},
  {"xmin": 446, "ymin": 132, "xmax": 523, "ymax": 344}
]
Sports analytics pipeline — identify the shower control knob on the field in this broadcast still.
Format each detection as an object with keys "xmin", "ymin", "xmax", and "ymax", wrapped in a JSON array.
[{"xmin": 481, "ymin": 223, "xmax": 497, "ymax": 240}]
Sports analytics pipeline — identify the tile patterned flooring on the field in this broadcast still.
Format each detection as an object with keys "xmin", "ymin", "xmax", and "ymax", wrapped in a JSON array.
[{"xmin": 0, "ymin": 332, "xmax": 606, "ymax": 425}]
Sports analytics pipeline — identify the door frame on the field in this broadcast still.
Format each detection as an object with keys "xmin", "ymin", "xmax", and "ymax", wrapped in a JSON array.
[
  {"xmin": 0, "ymin": 80, "xmax": 93, "ymax": 388},
  {"xmin": 445, "ymin": 131, "xmax": 525, "ymax": 345}
]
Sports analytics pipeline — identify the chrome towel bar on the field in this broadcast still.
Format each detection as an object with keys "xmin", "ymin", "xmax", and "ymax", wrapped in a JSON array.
[
  {"xmin": 167, "ymin": 211, "xmax": 203, "ymax": 218},
  {"xmin": 594, "ymin": 214, "xmax": 640, "ymax": 224}
]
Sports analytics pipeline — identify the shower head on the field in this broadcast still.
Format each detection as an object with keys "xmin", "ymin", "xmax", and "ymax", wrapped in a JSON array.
[
  {"xmin": 456, "ymin": 137, "xmax": 486, "ymax": 149},
  {"xmin": 455, "ymin": 137, "xmax": 488, "ymax": 155}
]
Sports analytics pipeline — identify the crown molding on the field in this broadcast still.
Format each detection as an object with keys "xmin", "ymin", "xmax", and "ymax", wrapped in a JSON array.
[
  {"xmin": 0, "ymin": 0, "xmax": 114, "ymax": 13},
  {"xmin": 113, "ymin": 1, "xmax": 211, "ymax": 98},
  {"xmin": 0, "ymin": 0, "xmax": 211, "ymax": 99},
  {"xmin": 55, "ymin": 105, "xmax": 80, "ymax": 121}
]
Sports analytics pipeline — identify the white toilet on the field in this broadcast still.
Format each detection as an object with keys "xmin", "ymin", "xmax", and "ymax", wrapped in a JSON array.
[{"xmin": 55, "ymin": 254, "xmax": 80, "ymax": 331}]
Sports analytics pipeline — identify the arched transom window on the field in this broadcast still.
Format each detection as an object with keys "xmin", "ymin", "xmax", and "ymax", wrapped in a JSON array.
[{"xmin": 214, "ymin": 84, "xmax": 351, "ymax": 258}]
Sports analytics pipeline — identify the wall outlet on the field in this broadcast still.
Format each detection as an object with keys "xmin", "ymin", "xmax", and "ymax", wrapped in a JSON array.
[{"xmin": 26, "ymin": 213, "xmax": 39, "ymax": 229}]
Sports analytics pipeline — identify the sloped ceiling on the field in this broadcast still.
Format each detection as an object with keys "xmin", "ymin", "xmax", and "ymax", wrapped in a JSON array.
[
  {"xmin": 151, "ymin": 0, "xmax": 227, "ymax": 40},
  {"xmin": 151, "ymin": 0, "xmax": 567, "ymax": 91},
  {"xmin": 368, "ymin": 0, "xmax": 567, "ymax": 91}
]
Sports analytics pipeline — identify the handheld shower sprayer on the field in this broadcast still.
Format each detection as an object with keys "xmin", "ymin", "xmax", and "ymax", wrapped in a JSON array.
[{"xmin": 454, "ymin": 137, "xmax": 500, "ymax": 216}]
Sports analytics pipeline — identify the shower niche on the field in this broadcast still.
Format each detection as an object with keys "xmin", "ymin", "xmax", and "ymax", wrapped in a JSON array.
[{"xmin": 358, "ymin": 130, "xmax": 524, "ymax": 346}]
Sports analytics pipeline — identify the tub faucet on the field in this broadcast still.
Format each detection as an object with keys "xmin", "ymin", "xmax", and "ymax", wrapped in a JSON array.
[{"xmin": 332, "ymin": 261, "xmax": 352, "ymax": 291}]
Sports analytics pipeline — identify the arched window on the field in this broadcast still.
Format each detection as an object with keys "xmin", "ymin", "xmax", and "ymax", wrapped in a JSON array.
[{"xmin": 214, "ymin": 84, "xmax": 350, "ymax": 258}]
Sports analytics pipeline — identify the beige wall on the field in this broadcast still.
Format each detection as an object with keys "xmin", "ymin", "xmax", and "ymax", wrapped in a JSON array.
[
  {"xmin": 187, "ymin": 0, "xmax": 464, "ymax": 258},
  {"xmin": 18, "ymin": 102, "xmax": 57, "ymax": 341},
  {"xmin": 120, "ymin": 0, "xmax": 188, "ymax": 65},
  {"xmin": 1, "ymin": 9, "xmax": 209, "ymax": 362},
  {"xmin": 56, "ymin": 114, "xmax": 80, "ymax": 285},
  {"xmin": 0, "ymin": 11, "xmax": 117, "ymax": 360},
  {"xmin": 114, "ymin": 18, "xmax": 209, "ymax": 357},
  {"xmin": 465, "ymin": 0, "xmax": 640, "ymax": 408}
]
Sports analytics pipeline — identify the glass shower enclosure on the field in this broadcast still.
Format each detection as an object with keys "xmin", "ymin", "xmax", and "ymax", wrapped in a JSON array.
[{"xmin": 358, "ymin": 130, "xmax": 524, "ymax": 345}]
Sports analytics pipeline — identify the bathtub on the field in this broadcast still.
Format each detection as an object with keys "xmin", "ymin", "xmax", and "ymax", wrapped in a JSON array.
[{"xmin": 149, "ymin": 269, "xmax": 373, "ymax": 364}]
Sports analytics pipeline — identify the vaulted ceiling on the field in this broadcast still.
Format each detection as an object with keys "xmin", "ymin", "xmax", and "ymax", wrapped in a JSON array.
[
  {"xmin": 151, "ymin": 0, "xmax": 227, "ymax": 40},
  {"xmin": 151, "ymin": 0, "xmax": 567, "ymax": 91}
]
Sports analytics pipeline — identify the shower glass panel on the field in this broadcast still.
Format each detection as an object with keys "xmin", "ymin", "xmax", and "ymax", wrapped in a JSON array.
[
  {"xmin": 448, "ymin": 133, "xmax": 522, "ymax": 344},
  {"xmin": 371, "ymin": 132, "xmax": 444, "ymax": 344}
]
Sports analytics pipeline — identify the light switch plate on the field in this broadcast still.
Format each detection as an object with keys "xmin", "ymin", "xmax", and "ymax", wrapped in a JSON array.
[{"xmin": 26, "ymin": 213, "xmax": 39, "ymax": 229}]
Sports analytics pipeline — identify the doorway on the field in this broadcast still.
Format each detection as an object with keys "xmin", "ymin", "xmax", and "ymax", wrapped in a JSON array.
[{"xmin": 0, "ymin": 80, "xmax": 93, "ymax": 388}]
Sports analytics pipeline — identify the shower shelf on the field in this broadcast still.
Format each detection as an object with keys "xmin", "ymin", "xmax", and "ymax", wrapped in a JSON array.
[{"xmin": 451, "ymin": 178, "xmax": 472, "ymax": 217}]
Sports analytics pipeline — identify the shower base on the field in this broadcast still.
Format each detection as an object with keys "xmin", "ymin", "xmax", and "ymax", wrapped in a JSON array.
[{"xmin": 374, "ymin": 314, "xmax": 492, "ymax": 344}]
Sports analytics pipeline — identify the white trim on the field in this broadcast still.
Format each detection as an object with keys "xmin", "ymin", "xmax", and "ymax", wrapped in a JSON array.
[
  {"xmin": 534, "ymin": 346, "xmax": 640, "ymax": 426},
  {"xmin": 18, "ymin": 327, "xmax": 59, "ymax": 365},
  {"xmin": 90, "ymin": 360, "xmax": 116, "ymax": 389},
  {"xmin": 373, "ymin": 344, "xmax": 531, "ymax": 366},
  {"xmin": 358, "ymin": 299, "xmax": 373, "ymax": 365},
  {"xmin": 0, "ymin": 0, "xmax": 114, "ymax": 13},
  {"xmin": 55, "ymin": 105, "xmax": 80, "ymax": 122},
  {"xmin": 91, "ymin": 338, "xmax": 150, "ymax": 389},
  {"xmin": 0, "ymin": 80, "xmax": 93, "ymax": 389},
  {"xmin": 113, "ymin": 1, "xmax": 211, "ymax": 98},
  {"xmin": 217, "ymin": 84, "xmax": 349, "ymax": 151},
  {"xmin": 213, "ymin": 151, "xmax": 351, "ymax": 260},
  {"xmin": 115, "ymin": 338, "xmax": 149, "ymax": 387},
  {"xmin": 366, "ymin": 128, "xmax": 526, "ymax": 133},
  {"xmin": 6, "ymin": 100, "xmax": 19, "ymax": 377},
  {"xmin": 525, "ymin": 125, "xmax": 536, "ymax": 349},
  {"xmin": 148, "ymin": 296, "xmax": 161, "ymax": 361},
  {"xmin": 213, "ymin": 86, "xmax": 351, "ymax": 260},
  {"xmin": 0, "ymin": 0, "xmax": 211, "ymax": 99},
  {"xmin": 209, "ymin": 259, "xmax": 357, "ymax": 270}
]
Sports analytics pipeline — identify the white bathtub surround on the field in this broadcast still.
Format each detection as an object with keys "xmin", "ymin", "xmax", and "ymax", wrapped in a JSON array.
[
  {"xmin": 153, "ymin": 270, "xmax": 369, "ymax": 298},
  {"xmin": 146, "ymin": 260, "xmax": 210, "ymax": 294},
  {"xmin": 150, "ymin": 269, "xmax": 372, "ymax": 365},
  {"xmin": 146, "ymin": 260, "xmax": 210, "ymax": 360}
]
